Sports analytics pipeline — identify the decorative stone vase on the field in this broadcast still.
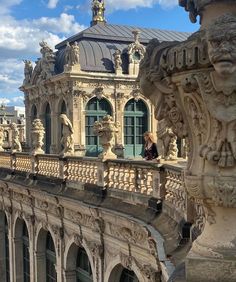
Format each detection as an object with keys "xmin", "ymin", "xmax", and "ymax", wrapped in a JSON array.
[
  {"xmin": 139, "ymin": 1, "xmax": 236, "ymax": 280},
  {"xmin": 31, "ymin": 119, "xmax": 45, "ymax": 155},
  {"xmin": 93, "ymin": 115, "xmax": 119, "ymax": 161}
]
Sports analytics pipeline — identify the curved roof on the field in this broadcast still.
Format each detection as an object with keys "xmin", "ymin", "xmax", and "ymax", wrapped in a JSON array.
[{"xmin": 55, "ymin": 23, "xmax": 191, "ymax": 75}]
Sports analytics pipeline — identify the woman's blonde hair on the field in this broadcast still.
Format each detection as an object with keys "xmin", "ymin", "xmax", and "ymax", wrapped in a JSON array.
[{"xmin": 143, "ymin": 131, "xmax": 156, "ymax": 143}]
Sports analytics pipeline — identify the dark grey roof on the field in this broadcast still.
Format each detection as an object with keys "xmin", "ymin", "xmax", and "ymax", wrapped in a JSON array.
[{"xmin": 55, "ymin": 23, "xmax": 191, "ymax": 74}]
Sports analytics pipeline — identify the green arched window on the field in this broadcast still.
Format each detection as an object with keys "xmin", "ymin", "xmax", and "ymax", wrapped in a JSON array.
[
  {"xmin": 85, "ymin": 97, "xmax": 112, "ymax": 156},
  {"xmin": 46, "ymin": 232, "xmax": 57, "ymax": 282},
  {"xmin": 120, "ymin": 268, "xmax": 139, "ymax": 282},
  {"xmin": 124, "ymin": 99, "xmax": 148, "ymax": 158},
  {"xmin": 76, "ymin": 248, "xmax": 93, "ymax": 282},
  {"xmin": 45, "ymin": 103, "xmax": 51, "ymax": 154}
]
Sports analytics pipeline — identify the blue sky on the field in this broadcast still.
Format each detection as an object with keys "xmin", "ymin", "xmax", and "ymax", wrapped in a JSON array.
[{"xmin": 0, "ymin": 0, "xmax": 200, "ymax": 107}]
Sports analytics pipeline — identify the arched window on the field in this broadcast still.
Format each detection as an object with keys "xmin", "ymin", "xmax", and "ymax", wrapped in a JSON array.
[
  {"xmin": 46, "ymin": 232, "xmax": 57, "ymax": 282},
  {"xmin": 124, "ymin": 99, "xmax": 148, "ymax": 158},
  {"xmin": 23, "ymin": 222, "xmax": 30, "ymax": 282},
  {"xmin": 5, "ymin": 215, "xmax": 10, "ymax": 282},
  {"xmin": 45, "ymin": 103, "xmax": 51, "ymax": 154},
  {"xmin": 31, "ymin": 105, "xmax": 37, "ymax": 121},
  {"xmin": 76, "ymin": 248, "xmax": 93, "ymax": 282},
  {"xmin": 61, "ymin": 100, "xmax": 67, "ymax": 114},
  {"xmin": 85, "ymin": 97, "xmax": 112, "ymax": 156},
  {"xmin": 120, "ymin": 268, "xmax": 139, "ymax": 282}
]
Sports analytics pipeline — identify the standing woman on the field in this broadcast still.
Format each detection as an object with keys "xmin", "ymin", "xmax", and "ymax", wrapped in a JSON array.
[{"xmin": 143, "ymin": 131, "xmax": 159, "ymax": 161}]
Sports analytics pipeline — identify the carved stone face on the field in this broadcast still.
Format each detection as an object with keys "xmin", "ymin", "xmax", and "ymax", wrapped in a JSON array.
[{"xmin": 207, "ymin": 24, "xmax": 236, "ymax": 77}]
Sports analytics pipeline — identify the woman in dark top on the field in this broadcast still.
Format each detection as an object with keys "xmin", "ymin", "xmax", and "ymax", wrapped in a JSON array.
[{"xmin": 143, "ymin": 131, "xmax": 159, "ymax": 161}]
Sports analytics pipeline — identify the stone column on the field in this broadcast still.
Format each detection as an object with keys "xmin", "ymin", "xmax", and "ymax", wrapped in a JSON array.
[{"xmin": 139, "ymin": 1, "xmax": 236, "ymax": 281}]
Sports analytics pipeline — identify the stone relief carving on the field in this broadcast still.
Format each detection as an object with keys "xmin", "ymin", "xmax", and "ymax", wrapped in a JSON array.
[
  {"xmin": 59, "ymin": 114, "xmax": 74, "ymax": 157},
  {"xmin": 93, "ymin": 115, "xmax": 119, "ymax": 160},
  {"xmin": 31, "ymin": 119, "xmax": 45, "ymax": 155},
  {"xmin": 11, "ymin": 123, "xmax": 22, "ymax": 153},
  {"xmin": 139, "ymin": 7, "xmax": 236, "ymax": 279}
]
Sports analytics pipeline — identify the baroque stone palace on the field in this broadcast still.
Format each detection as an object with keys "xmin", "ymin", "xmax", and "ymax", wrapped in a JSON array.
[
  {"xmin": 1, "ymin": 0, "xmax": 236, "ymax": 282},
  {"xmin": 19, "ymin": 0, "xmax": 189, "ymax": 158}
]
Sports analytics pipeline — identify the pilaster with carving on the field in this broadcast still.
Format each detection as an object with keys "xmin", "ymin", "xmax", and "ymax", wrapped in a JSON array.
[{"xmin": 139, "ymin": 2, "xmax": 236, "ymax": 281}]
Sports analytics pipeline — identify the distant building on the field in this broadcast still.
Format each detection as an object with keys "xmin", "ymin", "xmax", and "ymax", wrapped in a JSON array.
[
  {"xmin": 20, "ymin": 0, "xmax": 189, "ymax": 158},
  {"xmin": 0, "ymin": 104, "xmax": 25, "ymax": 148}
]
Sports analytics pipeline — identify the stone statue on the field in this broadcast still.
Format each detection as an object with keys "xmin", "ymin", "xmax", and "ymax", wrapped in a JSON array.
[
  {"xmin": 11, "ymin": 123, "xmax": 22, "ymax": 153},
  {"xmin": 92, "ymin": 0, "xmax": 105, "ymax": 23},
  {"xmin": 30, "ymin": 41, "xmax": 55, "ymax": 84},
  {"xmin": 93, "ymin": 115, "xmax": 119, "ymax": 160},
  {"xmin": 64, "ymin": 41, "xmax": 80, "ymax": 66},
  {"xmin": 157, "ymin": 119, "xmax": 178, "ymax": 160},
  {"xmin": 59, "ymin": 114, "xmax": 74, "ymax": 157},
  {"xmin": 23, "ymin": 60, "xmax": 33, "ymax": 85},
  {"xmin": 113, "ymin": 50, "xmax": 122, "ymax": 73},
  {"xmin": 0, "ymin": 126, "xmax": 4, "ymax": 151},
  {"xmin": 31, "ymin": 119, "xmax": 45, "ymax": 155}
]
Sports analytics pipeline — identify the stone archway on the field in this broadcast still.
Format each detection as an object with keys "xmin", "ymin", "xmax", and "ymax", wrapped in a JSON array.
[
  {"xmin": 35, "ymin": 228, "xmax": 57, "ymax": 282},
  {"xmin": 0, "ymin": 211, "xmax": 10, "ymax": 281},
  {"xmin": 64, "ymin": 242, "xmax": 94, "ymax": 282},
  {"xmin": 108, "ymin": 263, "xmax": 140, "ymax": 282},
  {"xmin": 13, "ymin": 217, "xmax": 30, "ymax": 282}
]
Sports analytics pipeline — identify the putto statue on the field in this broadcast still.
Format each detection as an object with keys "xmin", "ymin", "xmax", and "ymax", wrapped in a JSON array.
[
  {"xmin": 31, "ymin": 119, "xmax": 45, "ymax": 155},
  {"xmin": 93, "ymin": 115, "xmax": 119, "ymax": 160},
  {"xmin": 91, "ymin": 0, "xmax": 106, "ymax": 25},
  {"xmin": 0, "ymin": 126, "xmax": 4, "ymax": 151},
  {"xmin": 113, "ymin": 49, "xmax": 122, "ymax": 74},
  {"xmin": 64, "ymin": 41, "xmax": 80, "ymax": 67},
  {"xmin": 11, "ymin": 123, "xmax": 22, "ymax": 153},
  {"xmin": 23, "ymin": 60, "xmax": 33, "ymax": 85},
  {"xmin": 59, "ymin": 114, "xmax": 74, "ymax": 157}
]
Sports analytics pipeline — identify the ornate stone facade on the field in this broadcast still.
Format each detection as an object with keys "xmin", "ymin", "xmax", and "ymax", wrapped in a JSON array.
[{"xmin": 139, "ymin": 1, "xmax": 236, "ymax": 281}]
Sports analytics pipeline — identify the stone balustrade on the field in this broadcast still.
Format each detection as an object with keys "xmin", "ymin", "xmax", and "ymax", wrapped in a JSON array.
[{"xmin": 0, "ymin": 151, "xmax": 205, "ymax": 237}]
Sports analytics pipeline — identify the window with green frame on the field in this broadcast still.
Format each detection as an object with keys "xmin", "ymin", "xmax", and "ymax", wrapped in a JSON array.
[
  {"xmin": 85, "ymin": 97, "xmax": 112, "ymax": 156},
  {"xmin": 76, "ymin": 248, "xmax": 93, "ymax": 282},
  {"xmin": 124, "ymin": 99, "xmax": 148, "ymax": 158},
  {"xmin": 46, "ymin": 232, "xmax": 57, "ymax": 282},
  {"xmin": 22, "ymin": 222, "xmax": 30, "ymax": 282}
]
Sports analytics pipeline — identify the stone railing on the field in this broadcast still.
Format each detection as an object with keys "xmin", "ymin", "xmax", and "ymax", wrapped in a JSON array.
[
  {"xmin": 0, "ymin": 151, "xmax": 205, "ymax": 236},
  {"xmin": 0, "ymin": 152, "xmax": 160, "ymax": 198},
  {"xmin": 67, "ymin": 156, "xmax": 98, "ymax": 185},
  {"xmin": 164, "ymin": 163, "xmax": 186, "ymax": 220},
  {"xmin": 37, "ymin": 154, "xmax": 60, "ymax": 178},
  {"xmin": 107, "ymin": 159, "xmax": 159, "ymax": 196},
  {"xmin": 0, "ymin": 152, "xmax": 12, "ymax": 170},
  {"xmin": 14, "ymin": 153, "xmax": 32, "ymax": 173}
]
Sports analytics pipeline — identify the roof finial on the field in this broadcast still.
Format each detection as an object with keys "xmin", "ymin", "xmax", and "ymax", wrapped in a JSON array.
[{"xmin": 91, "ymin": 0, "xmax": 106, "ymax": 26}]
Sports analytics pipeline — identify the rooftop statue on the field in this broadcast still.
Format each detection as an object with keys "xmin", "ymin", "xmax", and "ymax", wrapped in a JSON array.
[
  {"xmin": 23, "ymin": 60, "xmax": 33, "ymax": 85},
  {"xmin": 11, "ymin": 123, "xmax": 22, "ymax": 153},
  {"xmin": 59, "ymin": 114, "xmax": 74, "ymax": 157}
]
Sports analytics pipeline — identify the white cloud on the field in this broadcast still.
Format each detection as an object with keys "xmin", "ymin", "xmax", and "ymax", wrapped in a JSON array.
[
  {"xmin": 106, "ymin": 0, "xmax": 178, "ymax": 10},
  {"xmin": 0, "ymin": 0, "xmax": 22, "ymax": 15},
  {"xmin": 47, "ymin": 0, "xmax": 59, "ymax": 9},
  {"xmin": 33, "ymin": 13, "xmax": 86, "ymax": 35}
]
